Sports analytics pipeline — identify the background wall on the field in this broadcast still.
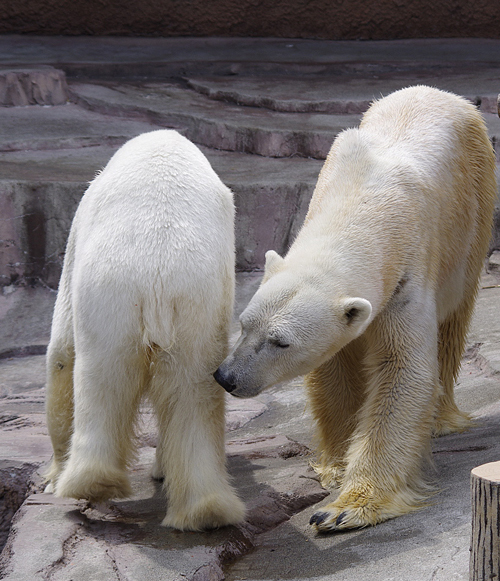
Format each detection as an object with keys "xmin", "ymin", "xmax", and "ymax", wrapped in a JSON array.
[{"xmin": 2, "ymin": 0, "xmax": 500, "ymax": 39}]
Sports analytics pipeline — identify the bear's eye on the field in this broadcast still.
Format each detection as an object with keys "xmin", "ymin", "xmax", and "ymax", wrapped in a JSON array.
[{"xmin": 270, "ymin": 338, "xmax": 290, "ymax": 349}]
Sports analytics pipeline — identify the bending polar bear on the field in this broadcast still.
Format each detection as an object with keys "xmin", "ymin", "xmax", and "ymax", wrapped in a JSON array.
[
  {"xmin": 45, "ymin": 130, "xmax": 245, "ymax": 531},
  {"xmin": 214, "ymin": 86, "xmax": 496, "ymax": 531}
]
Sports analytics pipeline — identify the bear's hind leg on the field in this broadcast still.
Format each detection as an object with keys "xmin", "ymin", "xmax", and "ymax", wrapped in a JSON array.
[
  {"xmin": 55, "ymin": 342, "xmax": 146, "ymax": 502},
  {"xmin": 45, "ymin": 339, "xmax": 75, "ymax": 490},
  {"xmin": 306, "ymin": 335, "xmax": 367, "ymax": 488},
  {"xmin": 310, "ymin": 284, "xmax": 440, "ymax": 532},
  {"xmin": 45, "ymin": 270, "xmax": 75, "ymax": 490},
  {"xmin": 434, "ymin": 299, "xmax": 474, "ymax": 436},
  {"xmin": 149, "ymin": 356, "xmax": 245, "ymax": 531}
]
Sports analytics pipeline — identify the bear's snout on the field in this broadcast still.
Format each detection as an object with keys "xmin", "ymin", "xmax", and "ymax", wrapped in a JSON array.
[{"xmin": 214, "ymin": 367, "xmax": 237, "ymax": 393}]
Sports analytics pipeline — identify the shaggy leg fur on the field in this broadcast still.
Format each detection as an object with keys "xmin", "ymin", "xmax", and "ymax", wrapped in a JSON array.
[
  {"xmin": 433, "ymin": 300, "xmax": 474, "ymax": 436},
  {"xmin": 149, "ymin": 353, "xmax": 245, "ymax": 531},
  {"xmin": 310, "ymin": 285, "xmax": 439, "ymax": 531},
  {"xmin": 434, "ymin": 122, "xmax": 496, "ymax": 435},
  {"xmin": 54, "ymin": 338, "xmax": 147, "ymax": 502},
  {"xmin": 306, "ymin": 336, "xmax": 367, "ymax": 488},
  {"xmin": 45, "ymin": 341, "xmax": 75, "ymax": 489},
  {"xmin": 45, "ymin": 232, "xmax": 76, "ymax": 489}
]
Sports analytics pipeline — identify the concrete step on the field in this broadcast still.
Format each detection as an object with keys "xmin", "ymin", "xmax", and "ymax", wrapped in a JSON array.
[
  {"xmin": 0, "ymin": 102, "xmax": 158, "ymax": 152},
  {"xmin": 0, "ymin": 66, "xmax": 69, "ymax": 107},
  {"xmin": 70, "ymin": 81, "xmax": 500, "ymax": 158},
  {"xmin": 0, "ymin": 138, "xmax": 322, "ymax": 286},
  {"xmin": 186, "ymin": 71, "xmax": 500, "ymax": 114},
  {"xmin": 2, "ymin": 36, "xmax": 500, "ymax": 291},
  {"xmin": 70, "ymin": 81, "xmax": 361, "ymax": 159}
]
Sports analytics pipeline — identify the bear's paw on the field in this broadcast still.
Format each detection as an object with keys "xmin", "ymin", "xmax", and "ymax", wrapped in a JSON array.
[
  {"xmin": 309, "ymin": 485, "xmax": 428, "ymax": 532},
  {"xmin": 55, "ymin": 466, "xmax": 132, "ymax": 502},
  {"xmin": 432, "ymin": 406, "xmax": 473, "ymax": 437},
  {"xmin": 162, "ymin": 491, "xmax": 246, "ymax": 531},
  {"xmin": 309, "ymin": 503, "xmax": 377, "ymax": 532}
]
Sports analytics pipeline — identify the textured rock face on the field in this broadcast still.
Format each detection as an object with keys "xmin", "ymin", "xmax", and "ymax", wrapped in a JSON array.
[
  {"xmin": 0, "ymin": 67, "xmax": 68, "ymax": 107},
  {"xmin": 1, "ymin": 38, "xmax": 500, "ymax": 288},
  {"xmin": 0, "ymin": 460, "xmax": 41, "ymax": 550}
]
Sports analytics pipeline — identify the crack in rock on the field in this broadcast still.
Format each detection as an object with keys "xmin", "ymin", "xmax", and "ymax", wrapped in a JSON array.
[
  {"xmin": 36, "ymin": 531, "xmax": 84, "ymax": 580},
  {"xmin": 0, "ymin": 461, "xmax": 42, "ymax": 552},
  {"xmin": 462, "ymin": 342, "xmax": 500, "ymax": 377},
  {"xmin": 193, "ymin": 471, "xmax": 329, "ymax": 581}
]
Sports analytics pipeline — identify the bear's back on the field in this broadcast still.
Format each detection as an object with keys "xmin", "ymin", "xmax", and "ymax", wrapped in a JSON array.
[
  {"xmin": 63, "ymin": 130, "xmax": 235, "ymax": 354},
  {"xmin": 297, "ymin": 86, "xmax": 496, "ymax": 311},
  {"xmin": 72, "ymin": 130, "xmax": 234, "ymax": 284},
  {"xmin": 359, "ymin": 86, "xmax": 487, "ymax": 169}
]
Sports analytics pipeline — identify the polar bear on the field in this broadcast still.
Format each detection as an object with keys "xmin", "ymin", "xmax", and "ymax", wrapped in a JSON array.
[
  {"xmin": 45, "ymin": 130, "xmax": 245, "ymax": 531},
  {"xmin": 214, "ymin": 86, "xmax": 496, "ymax": 531}
]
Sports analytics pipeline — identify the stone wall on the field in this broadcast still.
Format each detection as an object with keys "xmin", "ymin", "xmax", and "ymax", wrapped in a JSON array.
[{"xmin": 1, "ymin": 0, "xmax": 500, "ymax": 39}]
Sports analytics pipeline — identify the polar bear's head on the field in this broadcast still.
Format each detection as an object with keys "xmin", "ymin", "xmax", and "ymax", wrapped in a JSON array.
[{"xmin": 214, "ymin": 250, "xmax": 372, "ymax": 398}]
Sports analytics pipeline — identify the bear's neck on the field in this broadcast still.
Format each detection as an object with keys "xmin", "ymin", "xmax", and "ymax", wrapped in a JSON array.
[{"xmin": 284, "ymin": 232, "xmax": 385, "ymax": 315}]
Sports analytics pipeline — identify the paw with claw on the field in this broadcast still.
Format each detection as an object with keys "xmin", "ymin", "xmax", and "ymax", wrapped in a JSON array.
[
  {"xmin": 309, "ymin": 504, "xmax": 374, "ymax": 532},
  {"xmin": 309, "ymin": 484, "xmax": 424, "ymax": 533}
]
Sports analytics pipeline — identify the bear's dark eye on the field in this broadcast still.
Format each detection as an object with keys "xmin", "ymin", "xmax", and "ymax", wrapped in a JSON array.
[{"xmin": 271, "ymin": 338, "xmax": 290, "ymax": 349}]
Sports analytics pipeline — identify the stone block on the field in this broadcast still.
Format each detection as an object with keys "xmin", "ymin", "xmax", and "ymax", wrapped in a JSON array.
[{"xmin": 0, "ymin": 67, "xmax": 68, "ymax": 107}]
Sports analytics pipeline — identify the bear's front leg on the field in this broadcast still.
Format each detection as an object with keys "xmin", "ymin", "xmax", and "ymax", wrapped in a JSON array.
[
  {"xmin": 306, "ymin": 335, "xmax": 367, "ymax": 489},
  {"xmin": 310, "ymin": 286, "xmax": 440, "ymax": 532}
]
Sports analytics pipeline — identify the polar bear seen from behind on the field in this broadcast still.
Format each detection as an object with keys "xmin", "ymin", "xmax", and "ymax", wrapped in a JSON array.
[
  {"xmin": 214, "ymin": 86, "xmax": 496, "ymax": 531},
  {"xmin": 45, "ymin": 130, "xmax": 245, "ymax": 531}
]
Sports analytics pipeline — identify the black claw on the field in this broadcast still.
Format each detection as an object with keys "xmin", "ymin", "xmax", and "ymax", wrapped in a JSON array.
[
  {"xmin": 335, "ymin": 511, "xmax": 347, "ymax": 527},
  {"xmin": 309, "ymin": 511, "xmax": 329, "ymax": 526}
]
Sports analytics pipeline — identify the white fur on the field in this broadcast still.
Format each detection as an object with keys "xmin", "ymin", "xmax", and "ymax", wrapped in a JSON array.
[
  {"xmin": 215, "ymin": 86, "xmax": 496, "ymax": 531},
  {"xmin": 45, "ymin": 130, "xmax": 245, "ymax": 531}
]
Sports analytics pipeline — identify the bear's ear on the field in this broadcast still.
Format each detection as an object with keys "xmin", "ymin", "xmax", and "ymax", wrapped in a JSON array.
[
  {"xmin": 342, "ymin": 297, "xmax": 372, "ymax": 328},
  {"xmin": 262, "ymin": 250, "xmax": 284, "ymax": 282}
]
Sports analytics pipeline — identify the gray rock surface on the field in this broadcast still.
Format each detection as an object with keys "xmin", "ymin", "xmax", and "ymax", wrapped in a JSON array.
[
  {"xmin": 186, "ymin": 72, "xmax": 500, "ymax": 114},
  {"xmin": 2, "ymin": 36, "xmax": 500, "ymax": 285},
  {"xmin": 71, "ymin": 81, "xmax": 361, "ymax": 159},
  {"xmin": 0, "ymin": 36, "xmax": 500, "ymax": 581},
  {"xmin": 0, "ymin": 66, "xmax": 68, "ymax": 107}
]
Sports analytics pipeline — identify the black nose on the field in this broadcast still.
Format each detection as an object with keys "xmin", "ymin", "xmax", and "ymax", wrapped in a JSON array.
[{"xmin": 213, "ymin": 368, "xmax": 237, "ymax": 393}]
